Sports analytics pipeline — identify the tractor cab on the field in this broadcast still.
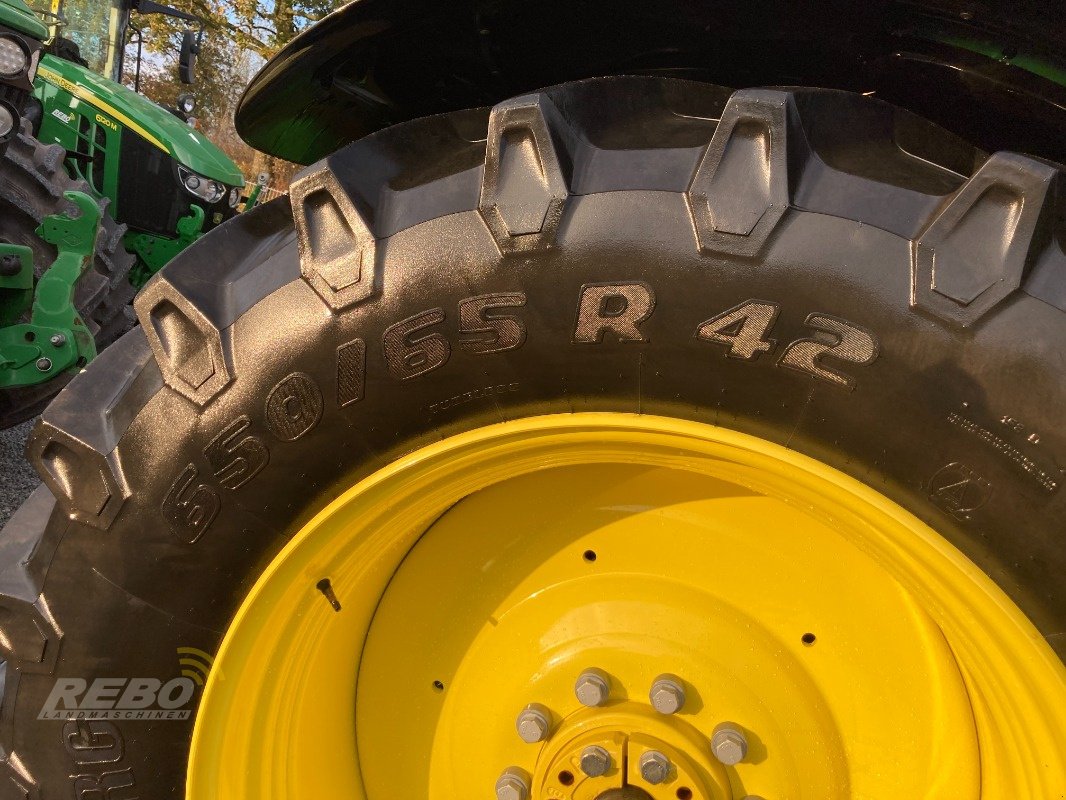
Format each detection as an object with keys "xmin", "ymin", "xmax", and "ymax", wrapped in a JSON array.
[
  {"xmin": 47, "ymin": 0, "xmax": 129, "ymax": 83},
  {"xmin": 28, "ymin": 0, "xmax": 244, "ymax": 282},
  {"xmin": 48, "ymin": 0, "xmax": 203, "ymax": 88}
]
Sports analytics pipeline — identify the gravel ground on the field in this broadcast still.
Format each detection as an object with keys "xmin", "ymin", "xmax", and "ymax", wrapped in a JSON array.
[{"xmin": 0, "ymin": 420, "xmax": 40, "ymax": 528}]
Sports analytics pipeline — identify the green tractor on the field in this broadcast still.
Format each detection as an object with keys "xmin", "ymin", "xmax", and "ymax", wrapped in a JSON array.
[
  {"xmin": 0, "ymin": 0, "xmax": 245, "ymax": 426},
  {"xmin": 5, "ymin": 2, "xmax": 1066, "ymax": 799}
]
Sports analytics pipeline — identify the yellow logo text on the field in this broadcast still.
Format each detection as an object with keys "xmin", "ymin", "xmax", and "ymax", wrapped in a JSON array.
[{"xmin": 95, "ymin": 113, "xmax": 119, "ymax": 132}]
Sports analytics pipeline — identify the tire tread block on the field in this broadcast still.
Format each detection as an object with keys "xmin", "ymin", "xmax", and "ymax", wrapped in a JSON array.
[
  {"xmin": 914, "ymin": 152, "xmax": 1058, "ymax": 326},
  {"xmin": 290, "ymin": 166, "xmax": 376, "ymax": 311},
  {"xmin": 686, "ymin": 89, "xmax": 796, "ymax": 257},
  {"xmin": 479, "ymin": 93, "xmax": 574, "ymax": 254}
]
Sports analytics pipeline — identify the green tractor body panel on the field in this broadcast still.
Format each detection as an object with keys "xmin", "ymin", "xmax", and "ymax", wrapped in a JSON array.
[
  {"xmin": 35, "ymin": 54, "xmax": 244, "ymax": 185},
  {"xmin": 0, "ymin": 0, "xmax": 247, "ymax": 393},
  {"xmin": 126, "ymin": 205, "xmax": 205, "ymax": 284},
  {"xmin": 0, "ymin": 191, "xmax": 100, "ymax": 388},
  {"xmin": 0, "ymin": 0, "xmax": 47, "ymax": 41},
  {"xmin": 32, "ymin": 53, "xmax": 244, "ymax": 285}
]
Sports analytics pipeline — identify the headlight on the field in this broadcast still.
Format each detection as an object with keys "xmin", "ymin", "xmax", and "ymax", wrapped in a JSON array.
[
  {"xmin": 179, "ymin": 166, "xmax": 225, "ymax": 204},
  {"xmin": 0, "ymin": 35, "xmax": 28, "ymax": 78},
  {"xmin": 0, "ymin": 103, "xmax": 14, "ymax": 138},
  {"xmin": 228, "ymin": 187, "xmax": 241, "ymax": 208}
]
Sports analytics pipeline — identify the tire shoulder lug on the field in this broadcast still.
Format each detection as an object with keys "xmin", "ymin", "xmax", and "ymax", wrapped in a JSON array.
[
  {"xmin": 913, "ymin": 151, "xmax": 1058, "ymax": 327},
  {"xmin": 0, "ymin": 745, "xmax": 42, "ymax": 799},
  {"xmin": 686, "ymin": 88, "xmax": 801, "ymax": 258},
  {"xmin": 479, "ymin": 92, "xmax": 573, "ymax": 255},
  {"xmin": 26, "ymin": 332, "xmax": 152, "ymax": 529},
  {"xmin": 0, "ymin": 592, "xmax": 62, "ymax": 674},
  {"xmin": 26, "ymin": 421, "xmax": 129, "ymax": 531},
  {"xmin": 0, "ymin": 486, "xmax": 59, "ymax": 600},
  {"xmin": 290, "ymin": 163, "xmax": 378, "ymax": 312},
  {"xmin": 135, "ymin": 274, "xmax": 233, "ymax": 406}
]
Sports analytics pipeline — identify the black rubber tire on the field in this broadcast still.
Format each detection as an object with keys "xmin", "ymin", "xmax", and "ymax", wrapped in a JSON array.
[
  {"xmin": 0, "ymin": 120, "xmax": 137, "ymax": 428},
  {"xmin": 2, "ymin": 76, "xmax": 1065, "ymax": 796}
]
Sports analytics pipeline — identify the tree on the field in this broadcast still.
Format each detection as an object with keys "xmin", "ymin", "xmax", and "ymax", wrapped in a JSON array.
[{"xmin": 128, "ymin": 0, "xmax": 347, "ymax": 188}]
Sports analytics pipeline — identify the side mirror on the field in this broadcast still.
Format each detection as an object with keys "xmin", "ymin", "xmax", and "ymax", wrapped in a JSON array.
[{"xmin": 178, "ymin": 29, "xmax": 199, "ymax": 84}]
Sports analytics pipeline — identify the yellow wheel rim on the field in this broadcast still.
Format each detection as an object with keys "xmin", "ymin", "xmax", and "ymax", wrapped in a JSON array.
[{"xmin": 187, "ymin": 413, "xmax": 1066, "ymax": 799}]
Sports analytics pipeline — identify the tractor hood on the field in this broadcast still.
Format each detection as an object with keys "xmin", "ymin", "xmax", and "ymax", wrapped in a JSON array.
[
  {"xmin": 0, "ymin": 0, "xmax": 48, "ymax": 40},
  {"xmin": 37, "ymin": 54, "xmax": 244, "ymax": 186},
  {"xmin": 236, "ymin": 0, "xmax": 1066, "ymax": 167}
]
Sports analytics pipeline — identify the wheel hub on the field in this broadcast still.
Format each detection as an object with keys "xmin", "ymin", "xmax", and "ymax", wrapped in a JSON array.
[
  {"xmin": 530, "ymin": 709, "xmax": 727, "ymax": 799},
  {"xmin": 356, "ymin": 462, "xmax": 973, "ymax": 798},
  {"xmin": 595, "ymin": 789, "xmax": 655, "ymax": 800}
]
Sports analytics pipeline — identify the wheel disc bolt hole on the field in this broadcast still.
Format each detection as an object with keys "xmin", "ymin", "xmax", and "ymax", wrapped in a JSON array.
[
  {"xmin": 676, "ymin": 789, "xmax": 693, "ymax": 800},
  {"xmin": 583, "ymin": 549, "xmax": 597, "ymax": 562},
  {"xmin": 801, "ymin": 632, "xmax": 816, "ymax": 646},
  {"xmin": 558, "ymin": 770, "xmax": 574, "ymax": 786},
  {"xmin": 432, "ymin": 680, "xmax": 444, "ymax": 692}
]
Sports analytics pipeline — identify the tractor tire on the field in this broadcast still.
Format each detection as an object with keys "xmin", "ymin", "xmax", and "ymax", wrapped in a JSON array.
[
  {"xmin": 2, "ymin": 77, "xmax": 1065, "ymax": 798},
  {"xmin": 0, "ymin": 120, "xmax": 136, "ymax": 428}
]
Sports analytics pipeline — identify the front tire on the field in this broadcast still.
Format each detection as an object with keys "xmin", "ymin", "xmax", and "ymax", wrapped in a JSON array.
[{"xmin": 0, "ymin": 121, "xmax": 136, "ymax": 428}]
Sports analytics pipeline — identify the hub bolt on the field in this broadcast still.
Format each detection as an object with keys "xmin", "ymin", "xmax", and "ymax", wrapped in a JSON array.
[
  {"xmin": 711, "ymin": 722, "xmax": 748, "ymax": 766},
  {"xmin": 575, "ymin": 668, "xmax": 610, "ymax": 707},
  {"xmin": 515, "ymin": 703, "xmax": 551, "ymax": 744},
  {"xmin": 649, "ymin": 674, "xmax": 686, "ymax": 714},
  {"xmin": 495, "ymin": 768, "xmax": 530, "ymax": 800},
  {"xmin": 35, "ymin": 357, "xmax": 52, "ymax": 372},
  {"xmin": 49, "ymin": 333, "xmax": 66, "ymax": 347},
  {"xmin": 639, "ymin": 750, "xmax": 672, "ymax": 784},
  {"xmin": 580, "ymin": 745, "xmax": 612, "ymax": 777}
]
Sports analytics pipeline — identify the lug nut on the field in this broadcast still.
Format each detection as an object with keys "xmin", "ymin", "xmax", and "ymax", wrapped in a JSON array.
[
  {"xmin": 495, "ymin": 768, "xmax": 530, "ymax": 800},
  {"xmin": 515, "ymin": 703, "xmax": 551, "ymax": 744},
  {"xmin": 711, "ymin": 722, "xmax": 748, "ymax": 765},
  {"xmin": 639, "ymin": 750, "xmax": 672, "ymax": 784},
  {"xmin": 649, "ymin": 674, "xmax": 686, "ymax": 714},
  {"xmin": 575, "ymin": 668, "xmax": 610, "ymax": 707},
  {"xmin": 35, "ymin": 357, "xmax": 52, "ymax": 372},
  {"xmin": 580, "ymin": 745, "xmax": 612, "ymax": 777},
  {"xmin": 49, "ymin": 333, "xmax": 66, "ymax": 347}
]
